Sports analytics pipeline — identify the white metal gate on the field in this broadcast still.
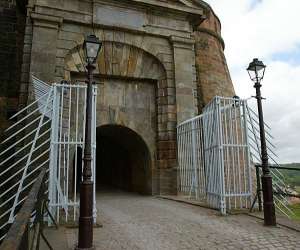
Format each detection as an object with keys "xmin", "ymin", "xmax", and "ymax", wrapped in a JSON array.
[
  {"xmin": 178, "ymin": 96, "xmax": 252, "ymax": 214},
  {"xmin": 0, "ymin": 76, "xmax": 97, "ymax": 239},
  {"xmin": 48, "ymin": 81, "xmax": 97, "ymax": 223}
]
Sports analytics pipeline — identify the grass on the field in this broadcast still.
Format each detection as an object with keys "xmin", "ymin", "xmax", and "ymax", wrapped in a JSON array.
[{"xmin": 289, "ymin": 203, "xmax": 300, "ymax": 221}]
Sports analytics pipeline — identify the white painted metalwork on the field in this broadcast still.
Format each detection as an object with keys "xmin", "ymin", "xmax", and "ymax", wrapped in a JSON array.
[
  {"xmin": 245, "ymin": 99, "xmax": 295, "ymax": 218},
  {"xmin": 0, "ymin": 77, "xmax": 97, "ymax": 241},
  {"xmin": 0, "ymin": 77, "xmax": 53, "ymax": 240},
  {"xmin": 48, "ymin": 81, "xmax": 97, "ymax": 224},
  {"xmin": 178, "ymin": 96, "xmax": 252, "ymax": 214},
  {"xmin": 178, "ymin": 96, "xmax": 294, "ymax": 217}
]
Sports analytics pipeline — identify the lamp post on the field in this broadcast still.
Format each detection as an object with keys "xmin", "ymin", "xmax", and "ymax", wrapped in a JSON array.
[
  {"xmin": 76, "ymin": 34, "xmax": 102, "ymax": 250},
  {"xmin": 247, "ymin": 58, "xmax": 276, "ymax": 226}
]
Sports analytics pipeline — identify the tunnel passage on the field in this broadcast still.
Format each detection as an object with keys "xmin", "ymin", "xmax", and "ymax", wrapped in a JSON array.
[{"xmin": 96, "ymin": 125, "xmax": 151, "ymax": 194}]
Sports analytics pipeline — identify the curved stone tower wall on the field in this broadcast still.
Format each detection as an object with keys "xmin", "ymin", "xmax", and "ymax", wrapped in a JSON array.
[{"xmin": 194, "ymin": 5, "xmax": 235, "ymax": 110}]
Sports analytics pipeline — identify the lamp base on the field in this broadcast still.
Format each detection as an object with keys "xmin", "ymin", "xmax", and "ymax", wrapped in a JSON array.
[
  {"xmin": 75, "ymin": 246, "xmax": 95, "ymax": 250},
  {"xmin": 261, "ymin": 175, "xmax": 277, "ymax": 226}
]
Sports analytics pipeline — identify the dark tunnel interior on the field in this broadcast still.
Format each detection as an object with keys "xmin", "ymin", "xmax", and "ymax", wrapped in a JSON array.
[{"xmin": 96, "ymin": 125, "xmax": 151, "ymax": 194}]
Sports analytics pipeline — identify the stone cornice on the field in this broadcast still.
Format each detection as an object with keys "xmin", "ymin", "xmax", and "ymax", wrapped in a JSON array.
[
  {"xmin": 30, "ymin": 12, "xmax": 63, "ymax": 29},
  {"xmin": 170, "ymin": 36, "xmax": 195, "ymax": 45},
  {"xmin": 95, "ymin": 0, "xmax": 204, "ymax": 16}
]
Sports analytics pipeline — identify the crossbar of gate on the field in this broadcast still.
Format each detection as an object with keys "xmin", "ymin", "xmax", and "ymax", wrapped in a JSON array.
[{"xmin": 177, "ymin": 96, "xmax": 252, "ymax": 214}]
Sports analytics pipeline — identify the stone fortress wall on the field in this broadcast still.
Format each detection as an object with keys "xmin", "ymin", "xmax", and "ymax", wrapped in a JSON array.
[
  {"xmin": 0, "ymin": 0, "xmax": 26, "ymax": 138},
  {"xmin": 0, "ymin": 0, "xmax": 235, "ymax": 195}
]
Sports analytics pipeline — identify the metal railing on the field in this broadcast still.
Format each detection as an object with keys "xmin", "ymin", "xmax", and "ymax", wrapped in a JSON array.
[
  {"xmin": 245, "ymin": 100, "xmax": 294, "ymax": 218},
  {"xmin": 0, "ymin": 77, "xmax": 98, "ymax": 241},
  {"xmin": 0, "ymin": 77, "xmax": 53, "ymax": 241},
  {"xmin": 177, "ymin": 96, "xmax": 253, "ymax": 214},
  {"xmin": 250, "ymin": 164, "xmax": 299, "ymax": 217},
  {"xmin": 1, "ymin": 168, "xmax": 57, "ymax": 249}
]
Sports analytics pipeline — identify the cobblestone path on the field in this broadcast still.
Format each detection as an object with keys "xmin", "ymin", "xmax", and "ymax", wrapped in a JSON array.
[{"xmin": 47, "ymin": 191, "xmax": 300, "ymax": 250}]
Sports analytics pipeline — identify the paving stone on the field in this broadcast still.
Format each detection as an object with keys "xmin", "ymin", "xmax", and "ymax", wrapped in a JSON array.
[{"xmin": 43, "ymin": 191, "xmax": 300, "ymax": 250}]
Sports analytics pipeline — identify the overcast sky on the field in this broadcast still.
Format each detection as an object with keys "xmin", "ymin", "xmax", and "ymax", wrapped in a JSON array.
[{"xmin": 205, "ymin": 0, "xmax": 300, "ymax": 163}]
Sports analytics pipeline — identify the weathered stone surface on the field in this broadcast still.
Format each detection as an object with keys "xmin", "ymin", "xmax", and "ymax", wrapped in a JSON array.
[
  {"xmin": 43, "ymin": 192, "xmax": 300, "ymax": 250},
  {"xmin": 194, "ymin": 7, "xmax": 235, "ymax": 110},
  {"xmin": 1, "ymin": 0, "xmax": 236, "ymax": 195},
  {"xmin": 0, "ymin": 0, "xmax": 26, "ymax": 136}
]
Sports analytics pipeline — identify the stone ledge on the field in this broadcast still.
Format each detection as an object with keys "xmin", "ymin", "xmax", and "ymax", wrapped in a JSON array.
[
  {"xmin": 31, "ymin": 12, "xmax": 63, "ymax": 29},
  {"xmin": 169, "ymin": 35, "xmax": 195, "ymax": 45}
]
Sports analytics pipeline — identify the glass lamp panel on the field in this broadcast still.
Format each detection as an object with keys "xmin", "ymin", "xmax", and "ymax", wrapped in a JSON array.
[
  {"xmin": 86, "ymin": 42, "xmax": 100, "ymax": 64},
  {"xmin": 247, "ymin": 69, "xmax": 257, "ymax": 81},
  {"xmin": 257, "ymin": 67, "xmax": 265, "ymax": 80}
]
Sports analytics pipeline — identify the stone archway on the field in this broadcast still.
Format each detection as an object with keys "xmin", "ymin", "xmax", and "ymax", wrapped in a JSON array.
[
  {"xmin": 65, "ymin": 41, "xmax": 178, "ymax": 194},
  {"xmin": 64, "ymin": 41, "xmax": 166, "ymax": 80},
  {"xmin": 97, "ymin": 125, "xmax": 151, "ymax": 194}
]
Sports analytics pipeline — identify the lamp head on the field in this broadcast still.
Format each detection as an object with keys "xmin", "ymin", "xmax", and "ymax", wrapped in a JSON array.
[
  {"xmin": 83, "ymin": 34, "xmax": 102, "ymax": 65},
  {"xmin": 247, "ymin": 58, "xmax": 266, "ymax": 83}
]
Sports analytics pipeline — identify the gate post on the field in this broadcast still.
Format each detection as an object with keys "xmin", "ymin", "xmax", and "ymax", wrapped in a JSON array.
[
  {"xmin": 48, "ymin": 84, "xmax": 59, "ymax": 223},
  {"xmin": 216, "ymin": 97, "xmax": 226, "ymax": 214}
]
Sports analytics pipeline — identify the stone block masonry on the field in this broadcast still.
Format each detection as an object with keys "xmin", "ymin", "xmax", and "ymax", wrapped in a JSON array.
[
  {"xmin": 0, "ymin": 0, "xmax": 26, "ymax": 137},
  {"xmin": 0, "ymin": 0, "xmax": 237, "ymax": 196}
]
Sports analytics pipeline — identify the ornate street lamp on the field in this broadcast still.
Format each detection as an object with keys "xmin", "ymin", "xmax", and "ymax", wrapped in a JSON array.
[
  {"xmin": 247, "ymin": 58, "xmax": 276, "ymax": 226},
  {"xmin": 76, "ymin": 34, "xmax": 102, "ymax": 250}
]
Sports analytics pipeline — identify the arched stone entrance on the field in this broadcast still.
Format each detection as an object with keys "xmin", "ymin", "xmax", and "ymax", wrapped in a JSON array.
[
  {"xmin": 65, "ymin": 40, "xmax": 178, "ymax": 195},
  {"xmin": 97, "ymin": 125, "xmax": 151, "ymax": 194}
]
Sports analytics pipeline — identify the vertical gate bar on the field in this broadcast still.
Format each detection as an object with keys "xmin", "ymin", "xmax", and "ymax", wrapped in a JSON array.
[
  {"xmin": 191, "ymin": 120, "xmax": 199, "ymax": 199},
  {"xmin": 217, "ymin": 97, "xmax": 226, "ymax": 214},
  {"xmin": 178, "ymin": 126, "xmax": 180, "ymax": 193},
  {"xmin": 233, "ymin": 98, "xmax": 242, "ymax": 208},
  {"xmin": 183, "ymin": 125, "xmax": 186, "ymax": 193},
  {"xmin": 63, "ymin": 133, "xmax": 67, "ymax": 220},
  {"xmin": 49, "ymin": 84, "xmax": 58, "ymax": 223},
  {"xmin": 182, "ymin": 126, "xmax": 184, "ymax": 193},
  {"xmin": 179, "ymin": 126, "xmax": 182, "ymax": 193},
  {"xmin": 57, "ymin": 85, "xmax": 65, "ymax": 222},
  {"xmin": 223, "ymin": 100, "xmax": 230, "ymax": 209},
  {"xmin": 187, "ymin": 123, "xmax": 191, "ymax": 196},
  {"xmin": 243, "ymin": 100, "xmax": 253, "ymax": 206},
  {"xmin": 185, "ymin": 124, "xmax": 189, "ymax": 194},
  {"xmin": 190, "ymin": 122, "xmax": 194, "ymax": 197},
  {"xmin": 177, "ymin": 126, "xmax": 181, "ymax": 193},
  {"xmin": 210, "ymin": 102, "xmax": 216, "ymax": 207},
  {"xmin": 195, "ymin": 119, "xmax": 200, "ymax": 195},
  {"xmin": 66, "ymin": 86, "xmax": 72, "ymax": 221},
  {"xmin": 200, "ymin": 118, "xmax": 205, "ymax": 195},
  {"xmin": 185, "ymin": 125, "xmax": 189, "ymax": 194},
  {"xmin": 207, "ymin": 104, "xmax": 213, "ymax": 207},
  {"xmin": 177, "ymin": 126, "xmax": 180, "ymax": 192},
  {"xmin": 228, "ymin": 100, "xmax": 237, "ymax": 208},
  {"xmin": 185, "ymin": 124, "xmax": 188, "ymax": 194},
  {"xmin": 239, "ymin": 100, "xmax": 247, "ymax": 207},
  {"xmin": 74, "ymin": 86, "xmax": 79, "ymax": 220},
  {"xmin": 197, "ymin": 119, "xmax": 201, "ymax": 196}
]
